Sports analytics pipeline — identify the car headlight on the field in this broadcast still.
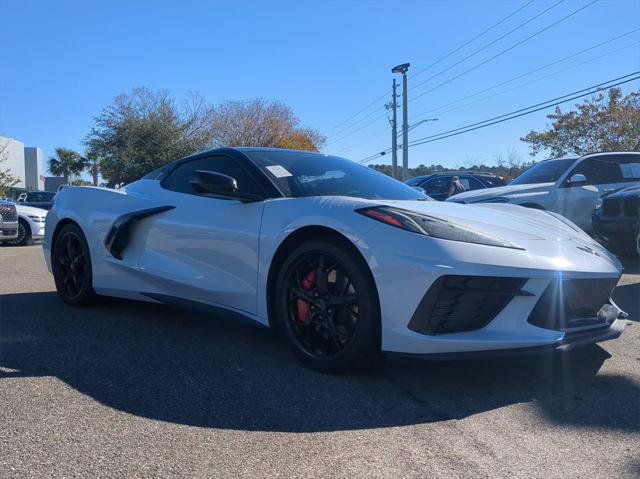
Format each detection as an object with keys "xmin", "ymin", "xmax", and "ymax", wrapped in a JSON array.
[
  {"xmin": 356, "ymin": 206, "xmax": 523, "ymax": 250},
  {"xmin": 27, "ymin": 215, "xmax": 45, "ymax": 223}
]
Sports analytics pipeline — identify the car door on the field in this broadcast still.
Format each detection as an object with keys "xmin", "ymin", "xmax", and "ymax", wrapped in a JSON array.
[
  {"xmin": 421, "ymin": 176, "xmax": 451, "ymax": 201},
  {"xmin": 136, "ymin": 154, "xmax": 267, "ymax": 315},
  {"xmin": 557, "ymin": 156, "xmax": 623, "ymax": 231}
]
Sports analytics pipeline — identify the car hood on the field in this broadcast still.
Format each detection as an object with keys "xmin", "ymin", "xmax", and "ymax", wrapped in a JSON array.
[
  {"xmin": 369, "ymin": 198, "xmax": 591, "ymax": 244},
  {"xmin": 16, "ymin": 204, "xmax": 48, "ymax": 216},
  {"xmin": 602, "ymin": 185, "xmax": 640, "ymax": 199},
  {"xmin": 445, "ymin": 182, "xmax": 554, "ymax": 203}
]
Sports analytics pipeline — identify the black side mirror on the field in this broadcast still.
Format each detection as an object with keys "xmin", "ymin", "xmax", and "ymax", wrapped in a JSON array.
[{"xmin": 189, "ymin": 170, "xmax": 262, "ymax": 202}]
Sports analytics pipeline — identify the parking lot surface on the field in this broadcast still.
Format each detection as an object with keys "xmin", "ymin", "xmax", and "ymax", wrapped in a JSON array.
[{"xmin": 1, "ymin": 245, "xmax": 638, "ymax": 478}]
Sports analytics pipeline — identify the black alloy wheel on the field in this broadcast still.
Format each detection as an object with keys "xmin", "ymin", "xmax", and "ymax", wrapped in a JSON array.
[
  {"xmin": 52, "ymin": 223, "xmax": 97, "ymax": 306},
  {"xmin": 275, "ymin": 240, "xmax": 380, "ymax": 372}
]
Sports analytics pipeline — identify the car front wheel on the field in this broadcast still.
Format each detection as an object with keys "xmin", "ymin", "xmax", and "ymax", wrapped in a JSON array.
[
  {"xmin": 5, "ymin": 218, "xmax": 33, "ymax": 246},
  {"xmin": 274, "ymin": 239, "xmax": 380, "ymax": 373}
]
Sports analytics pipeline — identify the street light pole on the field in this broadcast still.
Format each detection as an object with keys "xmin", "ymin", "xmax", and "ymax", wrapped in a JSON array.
[
  {"xmin": 391, "ymin": 78, "xmax": 398, "ymax": 179},
  {"xmin": 392, "ymin": 63, "xmax": 410, "ymax": 181}
]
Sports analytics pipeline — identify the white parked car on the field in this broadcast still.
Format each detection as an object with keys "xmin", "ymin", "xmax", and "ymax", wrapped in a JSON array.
[
  {"xmin": 5, "ymin": 204, "xmax": 47, "ymax": 246},
  {"xmin": 44, "ymin": 148, "xmax": 626, "ymax": 372},
  {"xmin": 448, "ymin": 152, "xmax": 640, "ymax": 232}
]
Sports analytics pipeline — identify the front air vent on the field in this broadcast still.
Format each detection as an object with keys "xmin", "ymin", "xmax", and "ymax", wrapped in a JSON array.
[
  {"xmin": 527, "ymin": 278, "xmax": 618, "ymax": 331},
  {"xmin": 408, "ymin": 275, "xmax": 528, "ymax": 335}
]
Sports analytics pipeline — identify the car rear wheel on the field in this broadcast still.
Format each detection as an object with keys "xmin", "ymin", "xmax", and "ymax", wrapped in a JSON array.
[
  {"xmin": 52, "ymin": 223, "xmax": 97, "ymax": 306},
  {"xmin": 5, "ymin": 218, "xmax": 32, "ymax": 246},
  {"xmin": 635, "ymin": 222, "xmax": 640, "ymax": 256},
  {"xmin": 274, "ymin": 240, "xmax": 380, "ymax": 373}
]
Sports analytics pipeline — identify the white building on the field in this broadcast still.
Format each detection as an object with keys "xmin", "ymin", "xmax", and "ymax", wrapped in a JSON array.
[{"xmin": 0, "ymin": 136, "xmax": 45, "ymax": 191}]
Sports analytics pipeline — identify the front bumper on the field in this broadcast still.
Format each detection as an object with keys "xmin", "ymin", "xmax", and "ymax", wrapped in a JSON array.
[
  {"xmin": 393, "ymin": 315, "xmax": 628, "ymax": 360},
  {"xmin": 592, "ymin": 211, "xmax": 637, "ymax": 239},
  {"xmin": 0, "ymin": 221, "xmax": 18, "ymax": 240},
  {"xmin": 30, "ymin": 221, "xmax": 45, "ymax": 239},
  {"xmin": 359, "ymin": 221, "xmax": 625, "ymax": 355}
]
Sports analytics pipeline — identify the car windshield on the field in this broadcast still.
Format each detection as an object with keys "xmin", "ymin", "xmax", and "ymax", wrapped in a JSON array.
[
  {"xmin": 510, "ymin": 158, "xmax": 576, "ymax": 185},
  {"xmin": 242, "ymin": 149, "xmax": 429, "ymax": 200},
  {"xmin": 26, "ymin": 192, "xmax": 55, "ymax": 201}
]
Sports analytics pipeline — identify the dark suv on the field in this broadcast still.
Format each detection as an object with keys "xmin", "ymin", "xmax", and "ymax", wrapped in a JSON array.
[
  {"xmin": 17, "ymin": 191, "xmax": 56, "ymax": 210},
  {"xmin": 405, "ymin": 172, "xmax": 506, "ymax": 201},
  {"xmin": 592, "ymin": 185, "xmax": 640, "ymax": 255}
]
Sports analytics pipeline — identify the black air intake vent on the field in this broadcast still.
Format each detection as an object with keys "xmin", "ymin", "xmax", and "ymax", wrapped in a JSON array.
[
  {"xmin": 527, "ymin": 278, "xmax": 618, "ymax": 331},
  {"xmin": 409, "ymin": 275, "xmax": 528, "ymax": 335}
]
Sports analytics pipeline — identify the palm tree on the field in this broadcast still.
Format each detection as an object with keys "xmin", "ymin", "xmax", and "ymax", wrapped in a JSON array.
[
  {"xmin": 48, "ymin": 147, "xmax": 86, "ymax": 185},
  {"xmin": 86, "ymin": 151, "xmax": 101, "ymax": 186}
]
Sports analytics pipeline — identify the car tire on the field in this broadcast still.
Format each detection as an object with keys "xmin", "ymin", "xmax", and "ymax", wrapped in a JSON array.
[
  {"xmin": 635, "ymin": 222, "xmax": 640, "ymax": 257},
  {"xmin": 5, "ymin": 218, "xmax": 33, "ymax": 246},
  {"xmin": 52, "ymin": 223, "xmax": 98, "ymax": 307},
  {"xmin": 274, "ymin": 239, "xmax": 381, "ymax": 373}
]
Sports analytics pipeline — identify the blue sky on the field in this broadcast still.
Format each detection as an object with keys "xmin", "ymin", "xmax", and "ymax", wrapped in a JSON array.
[{"xmin": 1, "ymin": 0, "xmax": 639, "ymax": 175}]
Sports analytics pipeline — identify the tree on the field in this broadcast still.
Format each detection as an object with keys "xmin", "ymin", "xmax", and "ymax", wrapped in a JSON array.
[
  {"xmin": 0, "ymin": 138, "xmax": 19, "ymax": 197},
  {"xmin": 521, "ymin": 88, "xmax": 640, "ymax": 157},
  {"xmin": 209, "ymin": 98, "xmax": 325, "ymax": 151},
  {"xmin": 48, "ymin": 147, "xmax": 86, "ymax": 185},
  {"xmin": 86, "ymin": 151, "xmax": 102, "ymax": 186},
  {"xmin": 85, "ymin": 87, "xmax": 217, "ymax": 186}
]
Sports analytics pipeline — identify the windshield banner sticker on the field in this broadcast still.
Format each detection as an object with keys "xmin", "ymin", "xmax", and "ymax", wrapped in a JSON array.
[{"xmin": 266, "ymin": 165, "xmax": 293, "ymax": 178}]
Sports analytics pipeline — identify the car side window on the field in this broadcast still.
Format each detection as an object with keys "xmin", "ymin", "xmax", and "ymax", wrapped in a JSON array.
[
  {"xmin": 163, "ymin": 156, "xmax": 263, "ymax": 197},
  {"xmin": 465, "ymin": 177, "xmax": 485, "ymax": 190},
  {"xmin": 422, "ymin": 177, "xmax": 451, "ymax": 195},
  {"xmin": 617, "ymin": 155, "xmax": 640, "ymax": 182},
  {"xmin": 569, "ymin": 157, "xmax": 622, "ymax": 185}
]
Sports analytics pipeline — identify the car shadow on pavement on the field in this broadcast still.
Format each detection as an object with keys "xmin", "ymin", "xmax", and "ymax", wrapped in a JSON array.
[{"xmin": 1, "ymin": 291, "xmax": 638, "ymax": 433}]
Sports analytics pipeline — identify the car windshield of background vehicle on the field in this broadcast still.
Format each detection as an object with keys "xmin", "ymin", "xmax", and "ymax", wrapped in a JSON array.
[
  {"xmin": 510, "ymin": 158, "xmax": 576, "ymax": 185},
  {"xmin": 243, "ymin": 150, "xmax": 430, "ymax": 200}
]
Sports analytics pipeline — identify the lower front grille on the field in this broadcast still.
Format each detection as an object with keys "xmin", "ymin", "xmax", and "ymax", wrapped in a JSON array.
[
  {"xmin": 602, "ymin": 198, "xmax": 621, "ymax": 217},
  {"xmin": 408, "ymin": 275, "xmax": 528, "ymax": 335},
  {"xmin": 0, "ymin": 204, "xmax": 17, "ymax": 222},
  {"xmin": 527, "ymin": 278, "xmax": 618, "ymax": 331},
  {"xmin": 622, "ymin": 196, "xmax": 639, "ymax": 217}
]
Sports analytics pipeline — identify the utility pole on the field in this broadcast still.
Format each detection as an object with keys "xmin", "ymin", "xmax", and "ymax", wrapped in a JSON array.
[
  {"xmin": 392, "ymin": 63, "xmax": 410, "ymax": 180},
  {"xmin": 391, "ymin": 79, "xmax": 398, "ymax": 179}
]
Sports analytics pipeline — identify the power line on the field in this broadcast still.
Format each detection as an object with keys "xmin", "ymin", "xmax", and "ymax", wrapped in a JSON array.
[
  {"xmin": 411, "ymin": 71, "xmax": 640, "ymax": 143},
  {"xmin": 409, "ymin": 0, "xmax": 537, "ymax": 80},
  {"xmin": 339, "ymin": 29, "xmax": 639, "ymax": 155},
  {"xmin": 323, "ymin": 90, "xmax": 390, "ymax": 136},
  {"xmin": 409, "ymin": 0, "xmax": 600, "ymax": 105},
  {"xmin": 410, "ymin": 29, "xmax": 640, "ymax": 121},
  {"xmin": 359, "ymin": 71, "xmax": 640, "ymax": 163},
  {"xmin": 324, "ymin": 0, "xmax": 538, "ymax": 139},
  {"xmin": 410, "ymin": 0, "xmax": 565, "ymax": 89},
  {"xmin": 427, "ymin": 41, "xmax": 639, "ymax": 119}
]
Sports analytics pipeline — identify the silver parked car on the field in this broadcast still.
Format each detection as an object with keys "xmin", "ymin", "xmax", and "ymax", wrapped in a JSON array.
[{"xmin": 0, "ymin": 199, "xmax": 19, "ymax": 242}]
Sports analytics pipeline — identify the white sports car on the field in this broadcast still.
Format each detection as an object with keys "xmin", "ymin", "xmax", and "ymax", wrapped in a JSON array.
[{"xmin": 44, "ymin": 148, "xmax": 627, "ymax": 372}]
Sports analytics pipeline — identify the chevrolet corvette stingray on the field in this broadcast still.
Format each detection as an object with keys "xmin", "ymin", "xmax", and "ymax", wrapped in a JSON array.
[{"xmin": 44, "ymin": 148, "xmax": 627, "ymax": 372}]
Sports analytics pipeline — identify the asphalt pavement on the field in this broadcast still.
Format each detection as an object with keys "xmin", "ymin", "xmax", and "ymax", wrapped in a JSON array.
[{"xmin": 0, "ymin": 245, "xmax": 638, "ymax": 478}]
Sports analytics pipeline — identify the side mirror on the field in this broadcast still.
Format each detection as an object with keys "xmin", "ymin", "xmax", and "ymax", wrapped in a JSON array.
[
  {"xmin": 189, "ymin": 170, "xmax": 262, "ymax": 203},
  {"xmin": 567, "ymin": 173, "xmax": 587, "ymax": 186}
]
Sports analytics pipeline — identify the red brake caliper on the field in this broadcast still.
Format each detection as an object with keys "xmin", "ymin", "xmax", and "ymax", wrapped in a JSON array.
[{"xmin": 296, "ymin": 270, "xmax": 316, "ymax": 322}]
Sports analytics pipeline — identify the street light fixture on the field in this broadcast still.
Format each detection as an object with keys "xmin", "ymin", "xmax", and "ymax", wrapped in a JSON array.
[{"xmin": 391, "ymin": 63, "xmax": 410, "ymax": 180}]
